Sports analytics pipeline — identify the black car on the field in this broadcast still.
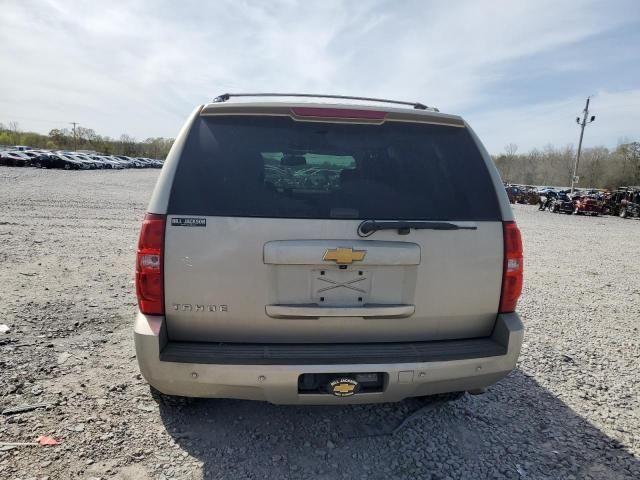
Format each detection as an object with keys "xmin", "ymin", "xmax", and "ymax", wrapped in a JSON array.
[
  {"xmin": 47, "ymin": 154, "xmax": 90, "ymax": 170},
  {"xmin": 0, "ymin": 150, "xmax": 31, "ymax": 167},
  {"xmin": 22, "ymin": 151, "xmax": 56, "ymax": 168},
  {"xmin": 549, "ymin": 192, "xmax": 574, "ymax": 214},
  {"xmin": 538, "ymin": 190, "xmax": 557, "ymax": 210},
  {"xmin": 619, "ymin": 190, "xmax": 640, "ymax": 219},
  {"xmin": 0, "ymin": 151, "xmax": 31, "ymax": 166}
]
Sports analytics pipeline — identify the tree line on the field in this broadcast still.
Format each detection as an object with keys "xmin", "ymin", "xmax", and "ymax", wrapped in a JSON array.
[
  {"xmin": 0, "ymin": 121, "xmax": 174, "ymax": 159},
  {"xmin": 2, "ymin": 120, "xmax": 638, "ymax": 188},
  {"xmin": 493, "ymin": 141, "xmax": 640, "ymax": 190}
]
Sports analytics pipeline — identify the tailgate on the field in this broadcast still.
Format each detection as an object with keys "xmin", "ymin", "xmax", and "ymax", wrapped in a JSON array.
[
  {"xmin": 160, "ymin": 109, "xmax": 504, "ymax": 344},
  {"xmin": 163, "ymin": 217, "xmax": 503, "ymax": 343}
]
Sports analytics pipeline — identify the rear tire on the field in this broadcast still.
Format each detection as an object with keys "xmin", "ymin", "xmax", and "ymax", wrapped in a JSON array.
[{"xmin": 150, "ymin": 386, "xmax": 195, "ymax": 407}]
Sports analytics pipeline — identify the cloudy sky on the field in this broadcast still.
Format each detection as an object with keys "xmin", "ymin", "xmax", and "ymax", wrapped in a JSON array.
[{"xmin": 1, "ymin": 0, "xmax": 639, "ymax": 153}]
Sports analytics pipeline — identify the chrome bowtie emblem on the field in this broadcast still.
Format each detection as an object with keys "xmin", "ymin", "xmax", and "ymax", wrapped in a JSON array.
[{"xmin": 323, "ymin": 247, "xmax": 366, "ymax": 265}]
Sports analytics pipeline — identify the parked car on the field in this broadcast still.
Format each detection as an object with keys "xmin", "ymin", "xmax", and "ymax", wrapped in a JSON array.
[
  {"xmin": 98, "ymin": 155, "xmax": 125, "ymax": 168},
  {"xmin": 0, "ymin": 150, "xmax": 31, "ymax": 166},
  {"xmin": 92, "ymin": 155, "xmax": 120, "ymax": 169},
  {"xmin": 0, "ymin": 146, "xmax": 166, "ymax": 170},
  {"xmin": 619, "ymin": 189, "xmax": 640, "ymax": 219},
  {"xmin": 114, "ymin": 155, "xmax": 141, "ymax": 168},
  {"xmin": 53, "ymin": 153, "xmax": 91, "ymax": 170},
  {"xmin": 619, "ymin": 200, "xmax": 640, "ymax": 218},
  {"xmin": 505, "ymin": 185, "xmax": 523, "ymax": 204},
  {"xmin": 602, "ymin": 188, "xmax": 640, "ymax": 217},
  {"xmin": 549, "ymin": 192, "xmax": 574, "ymax": 214},
  {"xmin": 29, "ymin": 151, "xmax": 62, "ymax": 168},
  {"xmin": 75, "ymin": 153, "xmax": 106, "ymax": 169},
  {"xmin": 573, "ymin": 195, "xmax": 602, "ymax": 216},
  {"xmin": 538, "ymin": 190, "xmax": 557, "ymax": 211},
  {"xmin": 522, "ymin": 187, "xmax": 541, "ymax": 205},
  {"xmin": 63, "ymin": 152, "xmax": 100, "ymax": 169},
  {"xmin": 135, "ymin": 157, "xmax": 157, "ymax": 168},
  {"xmin": 134, "ymin": 93, "xmax": 524, "ymax": 406},
  {"xmin": 603, "ymin": 191, "xmax": 623, "ymax": 216}
]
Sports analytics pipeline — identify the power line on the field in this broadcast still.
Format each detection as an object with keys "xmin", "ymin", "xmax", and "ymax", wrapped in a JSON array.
[{"xmin": 570, "ymin": 97, "xmax": 596, "ymax": 194}]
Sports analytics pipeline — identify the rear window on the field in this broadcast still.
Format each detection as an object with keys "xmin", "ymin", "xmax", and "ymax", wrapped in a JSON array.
[{"xmin": 168, "ymin": 116, "xmax": 501, "ymax": 220}]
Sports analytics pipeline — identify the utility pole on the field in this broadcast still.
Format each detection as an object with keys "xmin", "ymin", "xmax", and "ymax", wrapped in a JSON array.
[
  {"xmin": 570, "ymin": 97, "xmax": 596, "ymax": 194},
  {"xmin": 70, "ymin": 121, "xmax": 78, "ymax": 151}
]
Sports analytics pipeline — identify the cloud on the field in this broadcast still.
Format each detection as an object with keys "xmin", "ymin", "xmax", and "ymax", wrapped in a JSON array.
[
  {"xmin": 0, "ymin": 0, "xmax": 639, "ymax": 150},
  {"xmin": 469, "ymin": 89, "xmax": 640, "ymax": 153}
]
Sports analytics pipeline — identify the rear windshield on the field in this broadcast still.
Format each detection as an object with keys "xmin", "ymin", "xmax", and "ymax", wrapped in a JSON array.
[{"xmin": 168, "ymin": 116, "xmax": 501, "ymax": 220}]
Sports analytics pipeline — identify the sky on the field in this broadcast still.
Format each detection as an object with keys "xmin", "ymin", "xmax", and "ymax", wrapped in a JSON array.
[{"xmin": 1, "ymin": 0, "xmax": 639, "ymax": 153}]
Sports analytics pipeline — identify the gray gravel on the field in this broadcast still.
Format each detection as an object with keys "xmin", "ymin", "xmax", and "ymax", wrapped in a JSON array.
[{"xmin": 0, "ymin": 167, "xmax": 638, "ymax": 479}]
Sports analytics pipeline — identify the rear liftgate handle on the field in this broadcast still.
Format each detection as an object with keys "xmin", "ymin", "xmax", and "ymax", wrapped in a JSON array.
[{"xmin": 265, "ymin": 304, "xmax": 415, "ymax": 319}]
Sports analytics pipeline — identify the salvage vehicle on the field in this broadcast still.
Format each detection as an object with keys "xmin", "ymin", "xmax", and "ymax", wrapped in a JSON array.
[
  {"xmin": 619, "ymin": 200, "xmax": 640, "ymax": 218},
  {"xmin": 505, "ymin": 185, "xmax": 524, "ymax": 204},
  {"xmin": 602, "ymin": 191, "xmax": 624, "ymax": 216},
  {"xmin": 549, "ymin": 192, "xmax": 574, "ymax": 214},
  {"xmin": 134, "ymin": 93, "xmax": 524, "ymax": 405},
  {"xmin": 522, "ymin": 187, "xmax": 540, "ymax": 205},
  {"xmin": 538, "ymin": 190, "xmax": 557, "ymax": 211},
  {"xmin": 573, "ymin": 195, "xmax": 602, "ymax": 216},
  {"xmin": 619, "ymin": 189, "xmax": 640, "ymax": 219}
]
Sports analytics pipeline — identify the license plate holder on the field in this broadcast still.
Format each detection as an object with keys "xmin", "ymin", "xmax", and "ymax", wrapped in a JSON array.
[{"xmin": 311, "ymin": 268, "xmax": 371, "ymax": 306}]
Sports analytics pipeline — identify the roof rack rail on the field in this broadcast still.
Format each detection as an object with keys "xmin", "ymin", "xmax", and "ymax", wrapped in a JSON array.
[{"xmin": 211, "ymin": 93, "xmax": 439, "ymax": 112}]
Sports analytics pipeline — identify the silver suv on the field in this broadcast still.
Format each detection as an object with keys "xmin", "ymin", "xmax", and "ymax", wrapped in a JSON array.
[{"xmin": 134, "ymin": 93, "xmax": 524, "ymax": 405}]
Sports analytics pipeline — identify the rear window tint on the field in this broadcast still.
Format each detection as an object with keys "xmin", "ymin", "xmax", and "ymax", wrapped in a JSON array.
[{"xmin": 168, "ymin": 116, "xmax": 501, "ymax": 221}]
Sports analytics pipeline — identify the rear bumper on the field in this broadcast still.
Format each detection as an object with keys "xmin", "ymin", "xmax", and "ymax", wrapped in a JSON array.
[{"xmin": 134, "ymin": 313, "xmax": 523, "ymax": 405}]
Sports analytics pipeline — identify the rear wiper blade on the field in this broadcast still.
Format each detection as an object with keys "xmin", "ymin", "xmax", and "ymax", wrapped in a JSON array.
[{"xmin": 357, "ymin": 220, "xmax": 477, "ymax": 237}]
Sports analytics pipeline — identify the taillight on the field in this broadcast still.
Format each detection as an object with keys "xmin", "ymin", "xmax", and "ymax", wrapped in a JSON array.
[
  {"xmin": 499, "ymin": 221, "xmax": 523, "ymax": 313},
  {"xmin": 136, "ymin": 213, "xmax": 165, "ymax": 315},
  {"xmin": 291, "ymin": 107, "xmax": 386, "ymax": 120}
]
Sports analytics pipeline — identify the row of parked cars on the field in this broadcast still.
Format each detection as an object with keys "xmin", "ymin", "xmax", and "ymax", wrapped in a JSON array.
[
  {"xmin": 537, "ymin": 189, "xmax": 603, "ymax": 216},
  {"xmin": 535, "ymin": 186, "xmax": 640, "ymax": 219},
  {"xmin": 0, "ymin": 147, "xmax": 164, "ymax": 170}
]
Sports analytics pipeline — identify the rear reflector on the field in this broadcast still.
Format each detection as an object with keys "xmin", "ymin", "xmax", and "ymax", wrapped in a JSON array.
[
  {"xmin": 291, "ymin": 107, "xmax": 386, "ymax": 120},
  {"xmin": 135, "ymin": 213, "xmax": 165, "ymax": 315},
  {"xmin": 499, "ymin": 221, "xmax": 523, "ymax": 313}
]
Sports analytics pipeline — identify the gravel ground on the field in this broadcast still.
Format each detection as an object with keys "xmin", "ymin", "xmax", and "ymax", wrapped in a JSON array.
[{"xmin": 0, "ymin": 167, "xmax": 638, "ymax": 480}]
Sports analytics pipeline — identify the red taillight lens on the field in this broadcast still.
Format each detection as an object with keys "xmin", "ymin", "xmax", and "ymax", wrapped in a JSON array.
[
  {"xmin": 499, "ymin": 221, "xmax": 523, "ymax": 313},
  {"xmin": 291, "ymin": 107, "xmax": 386, "ymax": 120},
  {"xmin": 136, "ymin": 213, "xmax": 165, "ymax": 315}
]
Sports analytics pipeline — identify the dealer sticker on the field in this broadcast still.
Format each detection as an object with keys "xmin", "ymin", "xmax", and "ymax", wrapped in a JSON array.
[{"xmin": 171, "ymin": 217, "xmax": 206, "ymax": 227}]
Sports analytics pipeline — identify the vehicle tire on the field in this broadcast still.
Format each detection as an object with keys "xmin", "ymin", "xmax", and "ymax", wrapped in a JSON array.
[
  {"xmin": 150, "ymin": 386, "xmax": 195, "ymax": 407},
  {"xmin": 64, "ymin": 163, "xmax": 71, "ymax": 170},
  {"xmin": 35, "ymin": 162, "xmax": 42, "ymax": 168}
]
